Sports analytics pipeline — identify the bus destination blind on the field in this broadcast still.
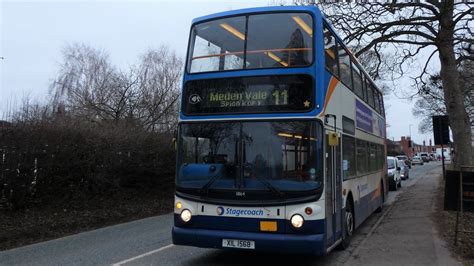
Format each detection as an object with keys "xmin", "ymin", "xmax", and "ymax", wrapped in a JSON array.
[{"xmin": 183, "ymin": 75, "xmax": 313, "ymax": 115}]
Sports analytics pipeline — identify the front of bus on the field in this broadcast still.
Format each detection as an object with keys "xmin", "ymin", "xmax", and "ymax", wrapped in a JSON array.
[{"xmin": 173, "ymin": 6, "xmax": 328, "ymax": 254}]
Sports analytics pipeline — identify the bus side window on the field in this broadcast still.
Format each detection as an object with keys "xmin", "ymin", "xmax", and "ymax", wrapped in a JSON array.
[
  {"xmin": 367, "ymin": 82, "xmax": 376, "ymax": 109},
  {"xmin": 342, "ymin": 135, "xmax": 356, "ymax": 179},
  {"xmin": 363, "ymin": 75, "xmax": 370, "ymax": 103},
  {"xmin": 374, "ymin": 90, "xmax": 381, "ymax": 113},
  {"xmin": 352, "ymin": 64, "xmax": 364, "ymax": 99},
  {"xmin": 356, "ymin": 139, "xmax": 368, "ymax": 175},
  {"xmin": 377, "ymin": 144, "xmax": 384, "ymax": 169},
  {"xmin": 379, "ymin": 92, "xmax": 385, "ymax": 116},
  {"xmin": 369, "ymin": 143, "xmax": 377, "ymax": 172},
  {"xmin": 323, "ymin": 25, "xmax": 338, "ymax": 76},
  {"xmin": 338, "ymin": 43, "xmax": 353, "ymax": 90}
]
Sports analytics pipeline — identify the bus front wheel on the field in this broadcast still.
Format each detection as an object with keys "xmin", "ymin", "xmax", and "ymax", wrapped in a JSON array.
[{"xmin": 338, "ymin": 200, "xmax": 354, "ymax": 250}]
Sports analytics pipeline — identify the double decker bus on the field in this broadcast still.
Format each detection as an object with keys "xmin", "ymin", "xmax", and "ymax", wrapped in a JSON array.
[{"xmin": 173, "ymin": 5, "xmax": 387, "ymax": 255}]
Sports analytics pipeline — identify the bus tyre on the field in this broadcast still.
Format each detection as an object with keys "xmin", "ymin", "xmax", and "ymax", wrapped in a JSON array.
[
  {"xmin": 338, "ymin": 200, "xmax": 354, "ymax": 250},
  {"xmin": 375, "ymin": 182, "xmax": 384, "ymax": 213}
]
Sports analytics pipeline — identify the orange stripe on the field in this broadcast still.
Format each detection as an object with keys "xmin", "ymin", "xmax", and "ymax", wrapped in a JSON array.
[
  {"xmin": 371, "ymin": 182, "xmax": 382, "ymax": 201},
  {"xmin": 319, "ymin": 77, "xmax": 339, "ymax": 117}
]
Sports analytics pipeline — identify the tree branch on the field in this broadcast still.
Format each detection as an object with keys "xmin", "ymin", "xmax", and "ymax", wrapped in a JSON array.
[{"xmin": 453, "ymin": 7, "xmax": 473, "ymax": 24}]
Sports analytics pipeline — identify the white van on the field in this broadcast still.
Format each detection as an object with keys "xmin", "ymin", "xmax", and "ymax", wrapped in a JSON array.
[{"xmin": 387, "ymin": 156, "xmax": 402, "ymax": 190}]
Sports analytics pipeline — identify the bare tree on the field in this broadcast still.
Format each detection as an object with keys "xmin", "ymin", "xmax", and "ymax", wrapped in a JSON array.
[
  {"xmin": 412, "ymin": 75, "xmax": 445, "ymax": 134},
  {"xmin": 135, "ymin": 47, "xmax": 182, "ymax": 132},
  {"xmin": 413, "ymin": 61, "xmax": 473, "ymax": 134},
  {"xmin": 412, "ymin": 61, "xmax": 474, "ymax": 133},
  {"xmin": 51, "ymin": 44, "xmax": 120, "ymax": 122},
  {"xmin": 294, "ymin": 1, "xmax": 473, "ymax": 167},
  {"xmin": 51, "ymin": 43, "xmax": 183, "ymax": 132}
]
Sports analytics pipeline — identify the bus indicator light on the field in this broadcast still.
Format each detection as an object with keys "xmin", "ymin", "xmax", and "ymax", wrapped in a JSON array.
[
  {"xmin": 260, "ymin": 221, "xmax": 277, "ymax": 232},
  {"xmin": 305, "ymin": 207, "xmax": 313, "ymax": 215}
]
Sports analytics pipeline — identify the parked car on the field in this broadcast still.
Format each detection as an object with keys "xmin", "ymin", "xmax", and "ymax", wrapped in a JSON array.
[
  {"xmin": 387, "ymin": 156, "xmax": 402, "ymax": 190},
  {"xmin": 396, "ymin": 155, "xmax": 411, "ymax": 168},
  {"xmin": 398, "ymin": 160, "xmax": 410, "ymax": 180},
  {"xmin": 412, "ymin": 156, "xmax": 424, "ymax": 165},
  {"xmin": 418, "ymin": 152, "xmax": 430, "ymax": 162}
]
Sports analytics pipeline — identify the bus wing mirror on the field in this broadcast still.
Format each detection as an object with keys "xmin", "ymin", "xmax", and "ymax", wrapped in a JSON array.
[{"xmin": 328, "ymin": 132, "xmax": 339, "ymax": 146}]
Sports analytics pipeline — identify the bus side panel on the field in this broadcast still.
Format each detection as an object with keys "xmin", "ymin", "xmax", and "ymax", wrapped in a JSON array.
[{"xmin": 320, "ymin": 72, "xmax": 385, "ymax": 229}]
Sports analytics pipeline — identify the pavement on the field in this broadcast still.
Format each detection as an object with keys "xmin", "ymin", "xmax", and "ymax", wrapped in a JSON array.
[
  {"xmin": 0, "ymin": 162, "xmax": 460, "ymax": 265},
  {"xmin": 345, "ymin": 162, "xmax": 460, "ymax": 266}
]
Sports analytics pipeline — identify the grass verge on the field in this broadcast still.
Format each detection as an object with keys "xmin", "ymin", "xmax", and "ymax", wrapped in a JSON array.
[
  {"xmin": 433, "ymin": 174, "xmax": 474, "ymax": 266},
  {"xmin": 0, "ymin": 189, "xmax": 174, "ymax": 251}
]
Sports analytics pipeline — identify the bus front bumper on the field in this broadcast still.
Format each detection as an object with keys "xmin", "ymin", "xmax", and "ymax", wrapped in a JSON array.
[{"xmin": 172, "ymin": 226, "xmax": 326, "ymax": 255}]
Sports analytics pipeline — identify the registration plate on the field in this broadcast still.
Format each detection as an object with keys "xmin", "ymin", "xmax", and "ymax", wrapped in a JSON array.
[{"xmin": 222, "ymin": 239, "xmax": 255, "ymax": 249}]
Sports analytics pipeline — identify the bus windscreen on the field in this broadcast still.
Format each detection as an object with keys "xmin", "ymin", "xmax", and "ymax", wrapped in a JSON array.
[{"xmin": 183, "ymin": 75, "xmax": 314, "ymax": 115}]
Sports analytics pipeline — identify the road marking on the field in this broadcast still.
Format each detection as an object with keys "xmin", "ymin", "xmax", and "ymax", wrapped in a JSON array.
[{"xmin": 112, "ymin": 244, "xmax": 175, "ymax": 266}]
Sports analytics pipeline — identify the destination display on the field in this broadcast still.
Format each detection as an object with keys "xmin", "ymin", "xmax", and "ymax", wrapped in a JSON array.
[{"xmin": 183, "ymin": 75, "xmax": 314, "ymax": 115}]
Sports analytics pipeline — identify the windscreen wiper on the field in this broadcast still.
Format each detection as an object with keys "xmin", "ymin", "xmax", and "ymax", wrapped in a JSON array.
[
  {"xmin": 255, "ymin": 175, "xmax": 285, "ymax": 198},
  {"xmin": 199, "ymin": 165, "xmax": 220, "ymax": 196},
  {"xmin": 244, "ymin": 163, "xmax": 284, "ymax": 198}
]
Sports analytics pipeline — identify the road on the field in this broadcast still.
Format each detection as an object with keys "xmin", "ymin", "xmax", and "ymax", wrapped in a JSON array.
[{"xmin": 0, "ymin": 161, "xmax": 456, "ymax": 265}]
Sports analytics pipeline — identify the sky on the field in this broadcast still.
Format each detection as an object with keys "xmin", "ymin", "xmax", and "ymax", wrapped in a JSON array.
[{"xmin": 0, "ymin": 0, "xmax": 436, "ymax": 144}]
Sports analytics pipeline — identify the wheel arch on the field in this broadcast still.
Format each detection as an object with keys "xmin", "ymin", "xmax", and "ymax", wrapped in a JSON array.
[{"xmin": 345, "ymin": 190, "xmax": 355, "ymax": 216}]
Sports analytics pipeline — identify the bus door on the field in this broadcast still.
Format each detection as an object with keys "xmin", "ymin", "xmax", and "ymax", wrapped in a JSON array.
[{"xmin": 325, "ymin": 130, "xmax": 343, "ymax": 246}]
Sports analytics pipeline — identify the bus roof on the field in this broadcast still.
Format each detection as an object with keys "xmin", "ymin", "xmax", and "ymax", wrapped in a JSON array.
[{"xmin": 192, "ymin": 5, "xmax": 320, "ymax": 24}]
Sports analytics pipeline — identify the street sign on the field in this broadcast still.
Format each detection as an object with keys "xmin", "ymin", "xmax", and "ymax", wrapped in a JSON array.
[{"xmin": 432, "ymin": 115, "xmax": 450, "ymax": 145}]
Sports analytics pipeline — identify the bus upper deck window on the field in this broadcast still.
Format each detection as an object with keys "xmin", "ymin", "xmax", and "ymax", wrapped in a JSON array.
[
  {"xmin": 352, "ymin": 65, "xmax": 364, "ymax": 99},
  {"xmin": 246, "ymin": 13, "xmax": 313, "ymax": 69},
  {"xmin": 187, "ymin": 13, "xmax": 313, "ymax": 73},
  {"xmin": 188, "ymin": 16, "xmax": 246, "ymax": 73},
  {"xmin": 323, "ymin": 25, "xmax": 338, "ymax": 76},
  {"xmin": 338, "ymin": 45, "xmax": 353, "ymax": 89}
]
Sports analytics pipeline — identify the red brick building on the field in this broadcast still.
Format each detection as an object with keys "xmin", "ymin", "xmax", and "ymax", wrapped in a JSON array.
[{"xmin": 398, "ymin": 136, "xmax": 434, "ymax": 158}]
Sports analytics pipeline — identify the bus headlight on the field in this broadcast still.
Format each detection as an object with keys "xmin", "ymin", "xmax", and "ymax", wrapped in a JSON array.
[
  {"xmin": 290, "ymin": 214, "xmax": 304, "ymax": 228},
  {"xmin": 180, "ymin": 209, "xmax": 192, "ymax": 223}
]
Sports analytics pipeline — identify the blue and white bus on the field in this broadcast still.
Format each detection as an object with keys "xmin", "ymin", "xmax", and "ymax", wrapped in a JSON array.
[{"xmin": 173, "ymin": 6, "xmax": 387, "ymax": 255}]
